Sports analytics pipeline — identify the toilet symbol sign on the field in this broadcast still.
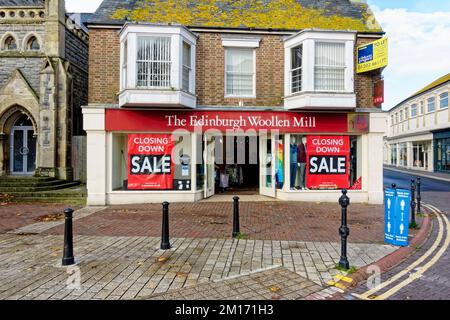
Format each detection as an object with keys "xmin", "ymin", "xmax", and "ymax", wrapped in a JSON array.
[{"xmin": 384, "ymin": 188, "xmax": 411, "ymax": 247}]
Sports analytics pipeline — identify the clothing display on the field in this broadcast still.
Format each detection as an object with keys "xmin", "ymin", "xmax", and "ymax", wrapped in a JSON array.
[{"xmin": 297, "ymin": 142, "xmax": 307, "ymax": 188}]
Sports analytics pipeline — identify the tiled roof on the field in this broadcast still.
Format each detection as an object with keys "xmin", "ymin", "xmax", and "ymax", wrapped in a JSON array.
[
  {"xmin": 88, "ymin": 0, "xmax": 382, "ymax": 32},
  {"xmin": 0, "ymin": 0, "xmax": 44, "ymax": 6}
]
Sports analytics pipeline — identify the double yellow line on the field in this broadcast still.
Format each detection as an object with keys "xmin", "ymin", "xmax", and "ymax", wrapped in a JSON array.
[{"xmin": 353, "ymin": 204, "xmax": 450, "ymax": 300}]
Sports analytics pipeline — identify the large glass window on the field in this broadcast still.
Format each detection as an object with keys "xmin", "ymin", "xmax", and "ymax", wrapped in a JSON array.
[
  {"xmin": 137, "ymin": 36, "xmax": 171, "ymax": 88},
  {"xmin": 435, "ymin": 138, "xmax": 450, "ymax": 173},
  {"xmin": 413, "ymin": 143, "xmax": 427, "ymax": 169},
  {"xmin": 391, "ymin": 144, "xmax": 397, "ymax": 165},
  {"xmin": 225, "ymin": 48, "xmax": 255, "ymax": 97},
  {"xmin": 399, "ymin": 143, "xmax": 408, "ymax": 167},
  {"xmin": 314, "ymin": 42, "xmax": 345, "ymax": 91},
  {"xmin": 291, "ymin": 45, "xmax": 303, "ymax": 93},
  {"xmin": 440, "ymin": 92, "xmax": 448, "ymax": 109}
]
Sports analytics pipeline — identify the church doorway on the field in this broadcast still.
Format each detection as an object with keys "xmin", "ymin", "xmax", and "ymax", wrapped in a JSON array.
[{"xmin": 9, "ymin": 114, "xmax": 36, "ymax": 175}]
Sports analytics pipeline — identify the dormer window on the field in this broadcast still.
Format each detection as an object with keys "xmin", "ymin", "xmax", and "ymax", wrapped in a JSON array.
[
  {"xmin": 284, "ymin": 30, "xmax": 356, "ymax": 110},
  {"xmin": 119, "ymin": 24, "xmax": 197, "ymax": 108}
]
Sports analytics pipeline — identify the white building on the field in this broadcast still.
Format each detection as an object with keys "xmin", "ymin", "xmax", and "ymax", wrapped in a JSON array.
[{"xmin": 384, "ymin": 73, "xmax": 450, "ymax": 173}]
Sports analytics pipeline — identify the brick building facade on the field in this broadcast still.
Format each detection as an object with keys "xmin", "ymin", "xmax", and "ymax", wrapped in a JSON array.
[
  {"xmin": 84, "ymin": 0, "xmax": 387, "ymax": 205},
  {"xmin": 0, "ymin": 0, "xmax": 88, "ymax": 180}
]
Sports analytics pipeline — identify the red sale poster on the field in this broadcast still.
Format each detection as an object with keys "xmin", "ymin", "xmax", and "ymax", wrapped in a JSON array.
[
  {"xmin": 306, "ymin": 136, "xmax": 350, "ymax": 190},
  {"xmin": 128, "ymin": 134, "xmax": 174, "ymax": 190}
]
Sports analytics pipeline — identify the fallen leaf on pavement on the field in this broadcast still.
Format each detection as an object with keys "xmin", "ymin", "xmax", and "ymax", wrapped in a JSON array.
[{"xmin": 270, "ymin": 286, "xmax": 281, "ymax": 293}]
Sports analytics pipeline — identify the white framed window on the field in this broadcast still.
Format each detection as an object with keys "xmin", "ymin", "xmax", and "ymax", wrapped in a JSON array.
[
  {"xmin": 440, "ymin": 92, "xmax": 448, "ymax": 109},
  {"xmin": 182, "ymin": 41, "xmax": 192, "ymax": 92},
  {"xmin": 122, "ymin": 40, "xmax": 128, "ymax": 89},
  {"xmin": 225, "ymin": 48, "xmax": 255, "ymax": 97},
  {"xmin": 291, "ymin": 45, "xmax": 303, "ymax": 93},
  {"xmin": 136, "ymin": 36, "xmax": 171, "ymax": 88},
  {"xmin": 411, "ymin": 104, "xmax": 417, "ymax": 117},
  {"xmin": 427, "ymin": 97, "xmax": 435, "ymax": 112},
  {"xmin": 399, "ymin": 110, "xmax": 403, "ymax": 122},
  {"xmin": 314, "ymin": 42, "xmax": 346, "ymax": 91},
  {"xmin": 405, "ymin": 107, "xmax": 409, "ymax": 120}
]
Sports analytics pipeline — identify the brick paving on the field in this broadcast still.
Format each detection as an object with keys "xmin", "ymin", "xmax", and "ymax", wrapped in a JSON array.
[
  {"xmin": 146, "ymin": 267, "xmax": 322, "ymax": 300},
  {"xmin": 0, "ymin": 203, "xmax": 82, "ymax": 234},
  {"xmin": 42, "ymin": 202, "xmax": 385, "ymax": 243},
  {"xmin": 0, "ymin": 233, "xmax": 395, "ymax": 300}
]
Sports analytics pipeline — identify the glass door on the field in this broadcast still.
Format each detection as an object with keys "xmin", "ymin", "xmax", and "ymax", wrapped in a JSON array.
[
  {"xmin": 10, "ymin": 126, "xmax": 35, "ymax": 175},
  {"xmin": 204, "ymin": 135, "xmax": 215, "ymax": 198},
  {"xmin": 259, "ymin": 133, "xmax": 276, "ymax": 198}
]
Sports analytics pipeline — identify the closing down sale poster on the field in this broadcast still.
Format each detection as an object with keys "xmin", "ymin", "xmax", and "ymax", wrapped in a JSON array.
[
  {"xmin": 128, "ymin": 134, "xmax": 174, "ymax": 190},
  {"xmin": 306, "ymin": 136, "xmax": 350, "ymax": 189}
]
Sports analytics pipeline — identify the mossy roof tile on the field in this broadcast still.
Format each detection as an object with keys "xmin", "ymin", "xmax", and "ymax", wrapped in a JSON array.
[{"xmin": 88, "ymin": 0, "xmax": 382, "ymax": 32}]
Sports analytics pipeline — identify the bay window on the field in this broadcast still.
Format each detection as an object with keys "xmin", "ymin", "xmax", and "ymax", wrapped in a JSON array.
[
  {"xmin": 314, "ymin": 42, "xmax": 345, "ymax": 91},
  {"xmin": 284, "ymin": 30, "xmax": 356, "ymax": 109},
  {"xmin": 225, "ymin": 48, "xmax": 255, "ymax": 97},
  {"xmin": 137, "ymin": 36, "xmax": 171, "ymax": 88},
  {"xmin": 119, "ymin": 24, "xmax": 197, "ymax": 108}
]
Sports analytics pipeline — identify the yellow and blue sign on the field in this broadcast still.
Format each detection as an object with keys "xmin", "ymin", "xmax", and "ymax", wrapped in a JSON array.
[
  {"xmin": 357, "ymin": 37, "xmax": 388, "ymax": 73},
  {"xmin": 384, "ymin": 187, "xmax": 410, "ymax": 247}
]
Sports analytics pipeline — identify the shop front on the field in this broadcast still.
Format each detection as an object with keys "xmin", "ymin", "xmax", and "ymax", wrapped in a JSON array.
[
  {"xmin": 83, "ymin": 108, "xmax": 385, "ymax": 205},
  {"xmin": 434, "ymin": 129, "xmax": 450, "ymax": 173}
]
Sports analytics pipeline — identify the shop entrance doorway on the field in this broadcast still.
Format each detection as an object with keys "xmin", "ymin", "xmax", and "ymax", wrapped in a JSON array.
[{"xmin": 204, "ymin": 134, "xmax": 264, "ymax": 198}]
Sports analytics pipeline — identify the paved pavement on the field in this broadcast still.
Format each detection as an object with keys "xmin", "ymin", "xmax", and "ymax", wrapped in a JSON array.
[
  {"xmin": 0, "ymin": 232, "xmax": 394, "ymax": 300},
  {"xmin": 345, "ymin": 170, "xmax": 450, "ymax": 300}
]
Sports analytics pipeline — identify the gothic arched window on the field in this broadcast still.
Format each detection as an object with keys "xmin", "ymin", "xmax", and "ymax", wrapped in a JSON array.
[
  {"xmin": 27, "ymin": 36, "xmax": 40, "ymax": 51},
  {"xmin": 4, "ymin": 36, "xmax": 17, "ymax": 50}
]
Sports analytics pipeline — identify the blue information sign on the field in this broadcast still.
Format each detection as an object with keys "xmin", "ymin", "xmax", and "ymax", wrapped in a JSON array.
[{"xmin": 384, "ymin": 188, "xmax": 411, "ymax": 246}]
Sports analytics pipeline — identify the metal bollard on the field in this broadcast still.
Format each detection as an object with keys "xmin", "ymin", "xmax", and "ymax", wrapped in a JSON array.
[
  {"xmin": 338, "ymin": 190, "xmax": 350, "ymax": 270},
  {"xmin": 161, "ymin": 202, "xmax": 171, "ymax": 250},
  {"xmin": 416, "ymin": 178, "xmax": 422, "ymax": 215},
  {"xmin": 232, "ymin": 196, "xmax": 240, "ymax": 238},
  {"xmin": 410, "ymin": 179, "xmax": 417, "ymax": 226},
  {"xmin": 62, "ymin": 208, "xmax": 75, "ymax": 266}
]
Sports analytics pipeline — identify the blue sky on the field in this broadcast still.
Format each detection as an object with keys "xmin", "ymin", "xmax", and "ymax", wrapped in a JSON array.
[{"xmin": 66, "ymin": 0, "xmax": 450, "ymax": 110}]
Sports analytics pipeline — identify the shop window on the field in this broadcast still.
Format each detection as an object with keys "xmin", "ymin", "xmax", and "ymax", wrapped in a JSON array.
[
  {"xmin": 225, "ymin": 48, "xmax": 255, "ymax": 97},
  {"xmin": 112, "ymin": 133, "xmax": 193, "ymax": 191},
  {"xmin": 427, "ymin": 97, "xmax": 435, "ymax": 112},
  {"xmin": 287, "ymin": 135, "xmax": 361, "ymax": 190},
  {"xmin": 440, "ymin": 92, "xmax": 448, "ymax": 109},
  {"xmin": 435, "ymin": 138, "xmax": 450, "ymax": 173},
  {"xmin": 314, "ymin": 42, "xmax": 345, "ymax": 91},
  {"xmin": 391, "ymin": 144, "xmax": 397, "ymax": 165},
  {"xmin": 399, "ymin": 143, "xmax": 407, "ymax": 167}
]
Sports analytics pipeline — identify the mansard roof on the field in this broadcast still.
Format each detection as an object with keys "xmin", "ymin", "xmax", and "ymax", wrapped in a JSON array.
[{"xmin": 88, "ymin": 0, "xmax": 382, "ymax": 32}]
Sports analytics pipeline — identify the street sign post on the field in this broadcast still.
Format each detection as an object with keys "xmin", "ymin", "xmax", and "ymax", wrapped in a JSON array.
[{"xmin": 384, "ymin": 187, "xmax": 411, "ymax": 246}]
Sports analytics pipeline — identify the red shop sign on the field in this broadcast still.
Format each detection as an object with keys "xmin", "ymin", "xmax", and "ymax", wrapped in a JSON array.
[
  {"xmin": 306, "ymin": 136, "xmax": 350, "ymax": 190},
  {"xmin": 106, "ymin": 110, "xmax": 369, "ymax": 134},
  {"xmin": 128, "ymin": 134, "xmax": 175, "ymax": 190}
]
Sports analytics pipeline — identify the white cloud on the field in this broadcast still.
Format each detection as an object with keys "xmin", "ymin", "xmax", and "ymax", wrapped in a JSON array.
[{"xmin": 374, "ymin": 8, "xmax": 450, "ymax": 108}]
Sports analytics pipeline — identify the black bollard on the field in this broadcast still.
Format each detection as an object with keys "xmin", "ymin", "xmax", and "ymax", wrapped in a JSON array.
[
  {"xmin": 232, "ymin": 196, "xmax": 240, "ymax": 238},
  {"xmin": 161, "ymin": 202, "xmax": 171, "ymax": 250},
  {"xmin": 410, "ymin": 179, "xmax": 417, "ymax": 226},
  {"xmin": 338, "ymin": 190, "xmax": 350, "ymax": 270},
  {"xmin": 62, "ymin": 208, "xmax": 75, "ymax": 266},
  {"xmin": 416, "ymin": 178, "xmax": 422, "ymax": 215}
]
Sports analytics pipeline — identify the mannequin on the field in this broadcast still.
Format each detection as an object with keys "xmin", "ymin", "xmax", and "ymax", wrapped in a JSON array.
[
  {"xmin": 290, "ymin": 136, "xmax": 298, "ymax": 190},
  {"xmin": 298, "ymin": 137, "xmax": 307, "ymax": 190}
]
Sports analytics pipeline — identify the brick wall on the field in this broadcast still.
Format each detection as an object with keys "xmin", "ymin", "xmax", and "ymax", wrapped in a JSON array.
[
  {"xmin": 88, "ymin": 28, "xmax": 120, "ymax": 104},
  {"xmin": 88, "ymin": 28, "xmax": 382, "ymax": 110},
  {"xmin": 196, "ymin": 33, "xmax": 285, "ymax": 107},
  {"xmin": 355, "ymin": 37, "xmax": 383, "ymax": 109}
]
